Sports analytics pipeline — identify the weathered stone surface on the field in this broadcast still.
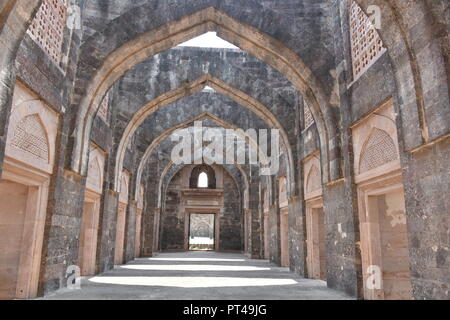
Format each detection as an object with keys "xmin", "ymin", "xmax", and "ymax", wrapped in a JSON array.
[{"xmin": 0, "ymin": 0, "xmax": 448, "ymax": 300}]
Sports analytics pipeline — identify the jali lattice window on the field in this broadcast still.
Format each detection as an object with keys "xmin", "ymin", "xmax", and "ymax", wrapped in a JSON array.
[
  {"xmin": 97, "ymin": 93, "xmax": 109, "ymax": 122},
  {"xmin": 350, "ymin": 1, "xmax": 385, "ymax": 79},
  {"xmin": 27, "ymin": 0, "xmax": 67, "ymax": 64},
  {"xmin": 359, "ymin": 128, "xmax": 398, "ymax": 174},
  {"xmin": 304, "ymin": 101, "xmax": 314, "ymax": 129},
  {"xmin": 11, "ymin": 114, "xmax": 49, "ymax": 163}
]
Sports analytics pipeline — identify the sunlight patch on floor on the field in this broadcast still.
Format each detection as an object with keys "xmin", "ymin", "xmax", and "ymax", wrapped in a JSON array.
[
  {"xmin": 89, "ymin": 277, "xmax": 298, "ymax": 288},
  {"xmin": 142, "ymin": 258, "xmax": 247, "ymax": 262},
  {"xmin": 120, "ymin": 265, "xmax": 271, "ymax": 271}
]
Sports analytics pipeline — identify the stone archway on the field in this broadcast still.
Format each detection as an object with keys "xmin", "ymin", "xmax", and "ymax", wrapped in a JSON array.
[
  {"xmin": 113, "ymin": 75, "xmax": 294, "ymax": 196},
  {"xmin": 69, "ymin": 7, "xmax": 334, "ymax": 187}
]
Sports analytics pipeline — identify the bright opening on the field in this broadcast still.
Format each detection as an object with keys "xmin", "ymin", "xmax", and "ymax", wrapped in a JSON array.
[
  {"xmin": 198, "ymin": 172, "xmax": 208, "ymax": 188},
  {"xmin": 202, "ymin": 86, "xmax": 215, "ymax": 93},
  {"xmin": 178, "ymin": 32, "xmax": 239, "ymax": 49}
]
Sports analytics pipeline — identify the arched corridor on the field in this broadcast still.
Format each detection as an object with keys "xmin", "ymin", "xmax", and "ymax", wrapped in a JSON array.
[{"xmin": 0, "ymin": 0, "xmax": 449, "ymax": 301}]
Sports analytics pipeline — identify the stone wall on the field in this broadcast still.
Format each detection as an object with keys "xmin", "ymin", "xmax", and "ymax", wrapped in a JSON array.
[{"xmin": 219, "ymin": 171, "xmax": 242, "ymax": 252}]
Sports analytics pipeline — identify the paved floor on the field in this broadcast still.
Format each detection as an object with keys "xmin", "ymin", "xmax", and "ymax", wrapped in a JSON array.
[{"xmin": 41, "ymin": 252, "xmax": 353, "ymax": 300}]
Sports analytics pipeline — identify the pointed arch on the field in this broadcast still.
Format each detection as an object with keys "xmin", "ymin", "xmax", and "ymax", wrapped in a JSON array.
[
  {"xmin": 115, "ymin": 75, "xmax": 294, "ymax": 195},
  {"xmin": 303, "ymin": 151, "xmax": 323, "ymax": 201},
  {"xmin": 134, "ymin": 113, "xmax": 256, "ymax": 204},
  {"xmin": 70, "ymin": 7, "xmax": 333, "ymax": 186},
  {"xmin": 86, "ymin": 159, "xmax": 101, "ymax": 194},
  {"xmin": 306, "ymin": 165, "xmax": 321, "ymax": 194}
]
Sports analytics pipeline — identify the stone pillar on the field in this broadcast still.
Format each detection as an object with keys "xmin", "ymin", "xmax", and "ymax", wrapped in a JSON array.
[
  {"xmin": 288, "ymin": 196, "xmax": 307, "ymax": 276},
  {"xmin": 249, "ymin": 183, "xmax": 262, "ymax": 259},
  {"xmin": 244, "ymin": 209, "xmax": 252, "ymax": 256},
  {"xmin": 323, "ymin": 180, "xmax": 362, "ymax": 298},
  {"xmin": 142, "ymin": 206, "xmax": 157, "ymax": 257},
  {"xmin": 268, "ymin": 203, "xmax": 280, "ymax": 265},
  {"xmin": 39, "ymin": 170, "xmax": 86, "ymax": 295},
  {"xmin": 124, "ymin": 200, "xmax": 137, "ymax": 262},
  {"xmin": 97, "ymin": 189, "xmax": 119, "ymax": 273},
  {"xmin": 403, "ymin": 140, "xmax": 450, "ymax": 300}
]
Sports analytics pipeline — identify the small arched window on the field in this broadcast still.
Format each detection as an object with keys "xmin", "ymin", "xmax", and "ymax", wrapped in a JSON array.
[
  {"xmin": 198, "ymin": 172, "xmax": 208, "ymax": 188},
  {"xmin": 189, "ymin": 165, "xmax": 216, "ymax": 189}
]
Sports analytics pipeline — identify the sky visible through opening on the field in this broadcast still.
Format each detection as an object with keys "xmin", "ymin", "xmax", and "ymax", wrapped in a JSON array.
[
  {"xmin": 198, "ymin": 172, "xmax": 208, "ymax": 188},
  {"xmin": 202, "ymin": 86, "xmax": 215, "ymax": 92},
  {"xmin": 178, "ymin": 32, "xmax": 239, "ymax": 49}
]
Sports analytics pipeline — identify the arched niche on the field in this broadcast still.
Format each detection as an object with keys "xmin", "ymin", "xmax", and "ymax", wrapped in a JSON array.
[
  {"xmin": 189, "ymin": 164, "xmax": 216, "ymax": 189},
  {"xmin": 303, "ymin": 152, "xmax": 323, "ymax": 201},
  {"xmin": 79, "ymin": 143, "xmax": 105, "ymax": 276},
  {"xmin": 352, "ymin": 99, "xmax": 400, "ymax": 184},
  {"xmin": 86, "ymin": 144, "xmax": 105, "ymax": 195},
  {"xmin": 303, "ymin": 151, "xmax": 326, "ymax": 281},
  {"xmin": 352, "ymin": 99, "xmax": 412, "ymax": 300},
  {"xmin": 0, "ymin": 81, "xmax": 59, "ymax": 299},
  {"xmin": 5, "ymin": 82, "xmax": 59, "ymax": 174}
]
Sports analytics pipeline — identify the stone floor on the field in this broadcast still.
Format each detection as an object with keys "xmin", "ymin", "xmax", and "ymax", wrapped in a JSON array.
[{"xmin": 41, "ymin": 252, "xmax": 353, "ymax": 300}]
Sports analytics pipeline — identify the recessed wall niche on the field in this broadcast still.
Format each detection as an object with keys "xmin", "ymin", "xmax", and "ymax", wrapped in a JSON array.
[
  {"xmin": 303, "ymin": 152, "xmax": 327, "ymax": 281},
  {"xmin": 78, "ymin": 144, "xmax": 105, "ymax": 276},
  {"xmin": 352, "ymin": 100, "xmax": 412, "ymax": 300},
  {"xmin": 0, "ymin": 81, "xmax": 58, "ymax": 299}
]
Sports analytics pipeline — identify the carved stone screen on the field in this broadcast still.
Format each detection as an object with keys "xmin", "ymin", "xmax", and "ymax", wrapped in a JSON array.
[
  {"xmin": 304, "ymin": 101, "xmax": 314, "ymax": 129},
  {"xmin": 27, "ymin": 0, "xmax": 67, "ymax": 64},
  {"xmin": 359, "ymin": 128, "xmax": 398, "ymax": 174},
  {"xmin": 350, "ymin": 1, "xmax": 385, "ymax": 79},
  {"xmin": 189, "ymin": 214, "xmax": 215, "ymax": 251},
  {"xmin": 11, "ymin": 115, "xmax": 49, "ymax": 163}
]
